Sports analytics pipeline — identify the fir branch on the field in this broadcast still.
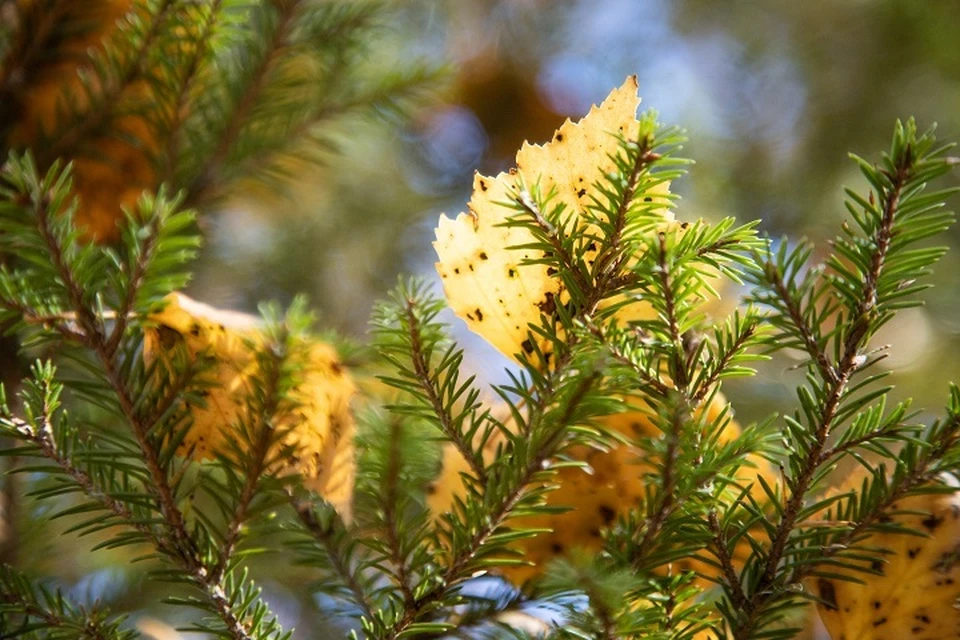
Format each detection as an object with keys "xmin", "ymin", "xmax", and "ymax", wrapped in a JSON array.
[
  {"xmin": 513, "ymin": 187, "xmax": 592, "ymax": 299},
  {"xmin": 707, "ymin": 510, "xmax": 747, "ymax": 611},
  {"xmin": 0, "ymin": 565, "xmax": 133, "ymax": 640},
  {"xmin": 384, "ymin": 372, "xmax": 600, "ymax": 639},
  {"xmin": 753, "ymin": 245, "xmax": 836, "ymax": 384},
  {"xmin": 209, "ymin": 338, "xmax": 285, "ymax": 587},
  {"xmin": 1, "ymin": 371, "xmax": 153, "ymax": 543},
  {"xmin": 186, "ymin": 0, "xmax": 305, "ymax": 205},
  {"xmin": 402, "ymin": 297, "xmax": 487, "ymax": 484},
  {"xmin": 161, "ymin": 0, "xmax": 225, "ymax": 182},
  {"xmin": 691, "ymin": 312, "xmax": 762, "ymax": 405},
  {"xmin": 104, "ymin": 196, "xmax": 164, "ymax": 357},
  {"xmin": 656, "ymin": 232, "xmax": 689, "ymax": 392},
  {"xmin": 1, "ymin": 156, "xmax": 276, "ymax": 639},
  {"xmin": 589, "ymin": 132, "xmax": 659, "ymax": 292},
  {"xmin": 635, "ymin": 402, "xmax": 684, "ymax": 556},
  {"xmin": 380, "ymin": 417, "xmax": 417, "ymax": 610},
  {"xmin": 730, "ymin": 120, "xmax": 956, "ymax": 639},
  {"xmin": 289, "ymin": 496, "xmax": 376, "ymax": 620},
  {"xmin": 37, "ymin": 0, "xmax": 178, "ymax": 167}
]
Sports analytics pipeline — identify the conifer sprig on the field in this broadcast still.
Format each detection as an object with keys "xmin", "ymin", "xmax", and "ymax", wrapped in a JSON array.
[
  {"xmin": 726, "ymin": 119, "xmax": 959, "ymax": 638},
  {"xmin": 0, "ymin": 564, "xmax": 134, "ymax": 640},
  {"xmin": 0, "ymin": 154, "xmax": 299, "ymax": 639}
]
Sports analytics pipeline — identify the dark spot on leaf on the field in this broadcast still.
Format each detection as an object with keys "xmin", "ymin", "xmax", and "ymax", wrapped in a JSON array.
[
  {"xmin": 508, "ymin": 268, "xmax": 517, "ymax": 278},
  {"xmin": 521, "ymin": 339, "xmax": 534, "ymax": 354},
  {"xmin": 643, "ymin": 196, "xmax": 653, "ymax": 202},
  {"xmin": 577, "ymin": 188, "xmax": 586, "ymax": 197},
  {"xmin": 598, "ymin": 505, "xmax": 615, "ymax": 524},
  {"xmin": 922, "ymin": 514, "xmax": 944, "ymax": 531},
  {"xmin": 546, "ymin": 267, "xmax": 557, "ymax": 276},
  {"xmin": 537, "ymin": 293, "xmax": 556, "ymax": 316},
  {"xmin": 480, "ymin": 180, "xmax": 488, "ymax": 191},
  {"xmin": 479, "ymin": 252, "xmax": 488, "ymax": 260},
  {"xmin": 190, "ymin": 322, "xmax": 202, "ymax": 337},
  {"xmin": 586, "ymin": 242, "xmax": 597, "ymax": 251},
  {"xmin": 475, "ymin": 308, "xmax": 483, "ymax": 321},
  {"xmin": 873, "ymin": 601, "xmax": 881, "ymax": 610},
  {"xmin": 555, "ymin": 133, "xmax": 563, "ymax": 142},
  {"xmin": 817, "ymin": 580, "xmax": 838, "ymax": 611},
  {"xmin": 551, "ymin": 542, "xmax": 564, "ymax": 553},
  {"xmin": 157, "ymin": 325, "xmax": 183, "ymax": 349},
  {"xmin": 872, "ymin": 617, "xmax": 887, "ymax": 627},
  {"xmin": 426, "ymin": 484, "xmax": 437, "ymax": 495},
  {"xmin": 908, "ymin": 546, "xmax": 921, "ymax": 559},
  {"xmin": 454, "ymin": 268, "xmax": 460, "ymax": 274}
]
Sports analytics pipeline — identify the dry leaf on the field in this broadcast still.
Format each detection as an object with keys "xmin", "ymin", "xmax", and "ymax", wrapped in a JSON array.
[
  {"xmin": 427, "ymin": 393, "xmax": 774, "ymax": 585},
  {"xmin": 143, "ymin": 293, "xmax": 356, "ymax": 519},
  {"xmin": 434, "ymin": 76, "xmax": 673, "ymax": 364},
  {"xmin": 809, "ymin": 476, "xmax": 960, "ymax": 639}
]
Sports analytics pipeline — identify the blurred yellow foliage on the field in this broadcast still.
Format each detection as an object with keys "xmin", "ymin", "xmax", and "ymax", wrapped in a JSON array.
[
  {"xmin": 143, "ymin": 293, "xmax": 357, "ymax": 520},
  {"xmin": 809, "ymin": 473, "xmax": 960, "ymax": 639},
  {"xmin": 8, "ymin": 0, "xmax": 159, "ymax": 243},
  {"xmin": 428, "ymin": 394, "xmax": 775, "ymax": 585}
]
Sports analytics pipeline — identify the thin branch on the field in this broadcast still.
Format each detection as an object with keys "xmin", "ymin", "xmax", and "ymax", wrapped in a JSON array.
[
  {"xmin": 404, "ymin": 297, "xmax": 487, "ymax": 484},
  {"xmin": 386, "ymin": 373, "xmax": 600, "ymax": 639},
  {"xmin": 691, "ymin": 321, "xmax": 758, "ymax": 406},
  {"xmin": 162, "ymin": 0, "xmax": 224, "ymax": 182},
  {"xmin": 731, "ymin": 152, "xmax": 913, "ymax": 639},
  {"xmin": 38, "ymin": 0, "xmax": 177, "ymax": 167},
  {"xmin": 185, "ymin": 0, "xmax": 304, "ymax": 206},
  {"xmin": 381, "ymin": 417, "xmax": 417, "ymax": 610},
  {"xmin": 31, "ymin": 192, "xmax": 257, "ymax": 640},
  {"xmin": 656, "ymin": 232, "xmax": 688, "ymax": 392},
  {"xmin": 707, "ymin": 511, "xmax": 747, "ymax": 610},
  {"xmin": 290, "ymin": 496, "xmax": 375, "ymax": 620},
  {"xmin": 762, "ymin": 263, "xmax": 837, "ymax": 386},
  {"xmin": 210, "ymin": 342, "xmax": 284, "ymax": 585}
]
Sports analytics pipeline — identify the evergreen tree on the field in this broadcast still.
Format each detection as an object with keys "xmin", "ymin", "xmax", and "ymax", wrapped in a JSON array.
[{"xmin": 0, "ymin": 4, "xmax": 959, "ymax": 639}]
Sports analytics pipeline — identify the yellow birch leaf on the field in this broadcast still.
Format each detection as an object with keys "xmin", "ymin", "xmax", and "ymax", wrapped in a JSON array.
[
  {"xmin": 427, "ymin": 393, "xmax": 775, "ymax": 585},
  {"xmin": 142, "ymin": 293, "xmax": 356, "ymax": 519},
  {"xmin": 434, "ymin": 76, "xmax": 673, "ymax": 364},
  {"xmin": 809, "ymin": 477, "xmax": 960, "ymax": 639}
]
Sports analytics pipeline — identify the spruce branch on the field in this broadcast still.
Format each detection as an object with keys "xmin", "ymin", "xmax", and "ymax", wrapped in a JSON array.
[
  {"xmin": 185, "ymin": 0, "xmax": 305, "ymax": 205},
  {"xmin": 0, "ymin": 155, "xmax": 281, "ymax": 639},
  {"xmin": 161, "ymin": 0, "xmax": 225, "ymax": 181},
  {"xmin": 373, "ymin": 280, "xmax": 490, "ymax": 484},
  {"xmin": 209, "ymin": 332, "xmax": 286, "ymax": 587},
  {"xmin": 730, "ymin": 119, "xmax": 958, "ymax": 638},
  {"xmin": 382, "ymin": 366, "xmax": 601, "ymax": 639},
  {"xmin": 379, "ymin": 417, "xmax": 418, "ymax": 610},
  {"xmin": 0, "ymin": 565, "xmax": 134, "ymax": 640},
  {"xmin": 288, "ymin": 496, "xmax": 376, "ymax": 620},
  {"xmin": 37, "ymin": 0, "xmax": 178, "ymax": 168}
]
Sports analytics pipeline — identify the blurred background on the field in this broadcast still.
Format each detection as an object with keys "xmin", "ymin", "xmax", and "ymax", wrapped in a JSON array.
[
  {"xmin": 192, "ymin": 0, "xmax": 960, "ymax": 422},
  {"xmin": 3, "ymin": 0, "xmax": 960, "ymax": 637}
]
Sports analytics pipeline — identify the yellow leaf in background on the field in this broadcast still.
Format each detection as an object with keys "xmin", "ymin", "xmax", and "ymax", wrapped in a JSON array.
[
  {"xmin": 427, "ymin": 393, "xmax": 776, "ymax": 585},
  {"xmin": 142, "ymin": 293, "xmax": 356, "ymax": 519},
  {"xmin": 810, "ymin": 477, "xmax": 960, "ymax": 639},
  {"xmin": 434, "ymin": 76, "xmax": 673, "ymax": 364}
]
